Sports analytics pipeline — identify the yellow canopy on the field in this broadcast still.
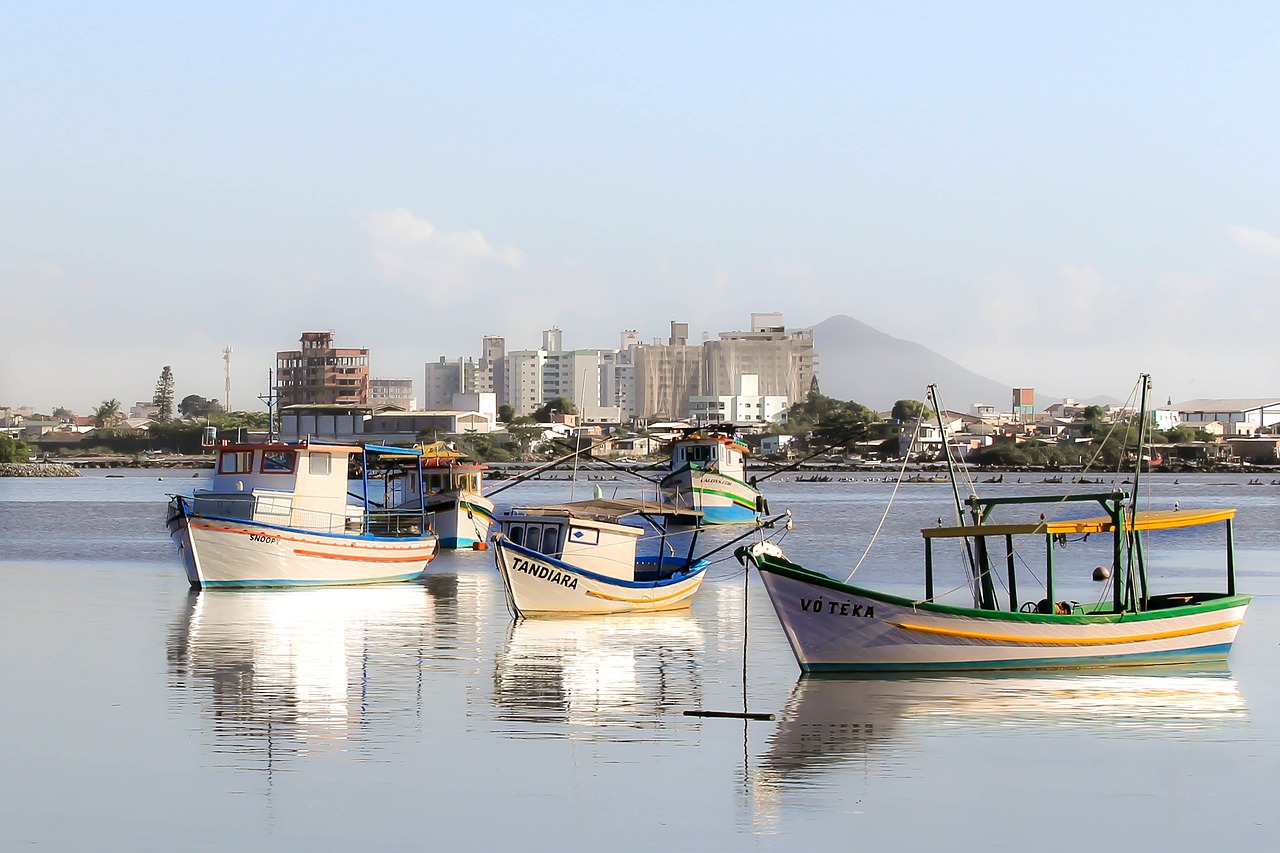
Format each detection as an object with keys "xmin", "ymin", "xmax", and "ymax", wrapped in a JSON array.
[{"xmin": 922, "ymin": 507, "xmax": 1236, "ymax": 540}]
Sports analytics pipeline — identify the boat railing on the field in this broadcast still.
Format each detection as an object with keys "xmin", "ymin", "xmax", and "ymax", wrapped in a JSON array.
[
  {"xmin": 360, "ymin": 508, "xmax": 433, "ymax": 538},
  {"xmin": 188, "ymin": 492, "xmax": 427, "ymax": 537}
]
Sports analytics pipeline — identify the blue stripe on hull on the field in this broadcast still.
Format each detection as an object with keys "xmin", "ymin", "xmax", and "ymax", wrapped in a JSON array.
[
  {"xmin": 698, "ymin": 505, "xmax": 759, "ymax": 525},
  {"xmin": 438, "ymin": 536, "xmax": 481, "ymax": 549},
  {"xmin": 200, "ymin": 571, "xmax": 426, "ymax": 589},
  {"xmin": 800, "ymin": 644, "xmax": 1235, "ymax": 674}
]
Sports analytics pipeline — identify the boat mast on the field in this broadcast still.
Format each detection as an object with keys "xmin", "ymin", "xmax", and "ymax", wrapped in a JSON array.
[
  {"xmin": 258, "ymin": 368, "xmax": 276, "ymax": 442},
  {"xmin": 928, "ymin": 385, "xmax": 987, "ymax": 609},
  {"xmin": 1125, "ymin": 373, "xmax": 1153, "ymax": 611}
]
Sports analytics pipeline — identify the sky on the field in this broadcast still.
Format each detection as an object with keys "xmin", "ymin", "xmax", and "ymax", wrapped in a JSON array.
[{"xmin": 3, "ymin": 1, "xmax": 1279, "ymax": 415}]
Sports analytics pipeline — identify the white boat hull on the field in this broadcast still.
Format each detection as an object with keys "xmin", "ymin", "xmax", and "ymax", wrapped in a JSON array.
[
  {"xmin": 756, "ymin": 561, "xmax": 1249, "ymax": 672},
  {"xmin": 168, "ymin": 512, "xmax": 438, "ymax": 588},
  {"xmin": 492, "ymin": 536, "xmax": 707, "ymax": 615},
  {"xmin": 663, "ymin": 469, "xmax": 762, "ymax": 524},
  {"xmin": 426, "ymin": 493, "xmax": 495, "ymax": 549}
]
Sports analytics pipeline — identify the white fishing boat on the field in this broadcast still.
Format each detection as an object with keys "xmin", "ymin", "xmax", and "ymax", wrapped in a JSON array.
[
  {"xmin": 491, "ymin": 498, "xmax": 709, "ymax": 615},
  {"xmin": 166, "ymin": 441, "xmax": 439, "ymax": 588},
  {"xmin": 660, "ymin": 426, "xmax": 765, "ymax": 524},
  {"xmin": 389, "ymin": 442, "xmax": 495, "ymax": 549},
  {"xmin": 740, "ymin": 376, "xmax": 1251, "ymax": 672}
]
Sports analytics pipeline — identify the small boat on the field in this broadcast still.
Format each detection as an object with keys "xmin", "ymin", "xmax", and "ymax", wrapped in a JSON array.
[
  {"xmin": 660, "ymin": 425, "xmax": 765, "ymax": 524},
  {"xmin": 740, "ymin": 376, "xmax": 1251, "ymax": 672},
  {"xmin": 491, "ymin": 498, "xmax": 708, "ymax": 616},
  {"xmin": 389, "ymin": 441, "xmax": 496, "ymax": 549},
  {"xmin": 166, "ymin": 441, "xmax": 439, "ymax": 588}
]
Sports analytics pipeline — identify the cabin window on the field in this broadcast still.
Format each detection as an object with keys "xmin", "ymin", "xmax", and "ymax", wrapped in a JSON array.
[
  {"xmin": 509, "ymin": 525, "xmax": 525, "ymax": 546},
  {"xmin": 686, "ymin": 445, "xmax": 714, "ymax": 463},
  {"xmin": 261, "ymin": 450, "xmax": 297, "ymax": 473},
  {"xmin": 308, "ymin": 453, "xmax": 332, "ymax": 476},
  {"xmin": 540, "ymin": 526, "xmax": 560, "ymax": 555},
  {"xmin": 219, "ymin": 451, "xmax": 253, "ymax": 474},
  {"xmin": 428, "ymin": 473, "xmax": 447, "ymax": 493}
]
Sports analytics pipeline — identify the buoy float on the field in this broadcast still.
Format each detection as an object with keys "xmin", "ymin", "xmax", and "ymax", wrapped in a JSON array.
[{"xmin": 472, "ymin": 541, "xmax": 488, "ymax": 551}]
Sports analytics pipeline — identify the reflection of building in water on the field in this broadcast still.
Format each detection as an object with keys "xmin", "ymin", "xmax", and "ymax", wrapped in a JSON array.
[
  {"xmin": 492, "ymin": 613, "xmax": 705, "ymax": 736},
  {"xmin": 166, "ymin": 572, "xmax": 499, "ymax": 769},
  {"xmin": 754, "ymin": 666, "xmax": 1248, "ymax": 802}
]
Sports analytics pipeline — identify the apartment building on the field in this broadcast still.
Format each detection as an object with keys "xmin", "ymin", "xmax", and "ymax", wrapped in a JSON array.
[{"xmin": 276, "ymin": 331, "xmax": 369, "ymax": 407}]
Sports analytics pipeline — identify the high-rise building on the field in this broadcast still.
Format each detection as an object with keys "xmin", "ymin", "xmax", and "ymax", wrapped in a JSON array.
[
  {"xmin": 635, "ymin": 321, "xmax": 704, "ymax": 421},
  {"xmin": 276, "ymin": 331, "xmax": 369, "ymax": 407},
  {"xmin": 370, "ymin": 378, "xmax": 417, "ymax": 410},
  {"xmin": 633, "ymin": 315, "xmax": 817, "ymax": 422}
]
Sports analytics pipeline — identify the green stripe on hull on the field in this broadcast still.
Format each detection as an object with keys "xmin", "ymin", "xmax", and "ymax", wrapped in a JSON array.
[{"xmin": 755, "ymin": 554, "xmax": 1252, "ymax": 624}]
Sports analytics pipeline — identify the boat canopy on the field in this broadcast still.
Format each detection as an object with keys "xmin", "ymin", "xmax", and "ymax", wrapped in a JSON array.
[
  {"xmin": 922, "ymin": 507, "xmax": 1236, "ymax": 540},
  {"xmin": 505, "ymin": 498, "xmax": 703, "ymax": 525}
]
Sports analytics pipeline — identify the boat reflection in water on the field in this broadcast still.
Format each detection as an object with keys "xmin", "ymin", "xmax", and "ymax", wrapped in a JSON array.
[
  {"xmin": 167, "ymin": 583, "xmax": 448, "ymax": 766},
  {"xmin": 492, "ymin": 612, "xmax": 705, "ymax": 738},
  {"xmin": 756, "ymin": 665, "xmax": 1248, "ymax": 791}
]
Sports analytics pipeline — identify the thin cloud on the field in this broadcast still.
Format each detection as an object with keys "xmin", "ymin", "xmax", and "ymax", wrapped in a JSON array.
[
  {"xmin": 363, "ymin": 209, "xmax": 524, "ymax": 274},
  {"xmin": 1228, "ymin": 226, "xmax": 1280, "ymax": 259}
]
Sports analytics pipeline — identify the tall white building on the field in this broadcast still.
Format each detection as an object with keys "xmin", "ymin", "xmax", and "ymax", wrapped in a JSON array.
[{"xmin": 688, "ymin": 374, "xmax": 789, "ymax": 426}]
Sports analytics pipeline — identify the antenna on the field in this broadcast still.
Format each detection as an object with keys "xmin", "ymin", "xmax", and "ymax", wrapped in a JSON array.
[{"xmin": 222, "ymin": 346, "xmax": 233, "ymax": 412}]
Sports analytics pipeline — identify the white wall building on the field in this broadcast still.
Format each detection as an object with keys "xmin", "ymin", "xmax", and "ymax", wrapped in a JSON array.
[{"xmin": 687, "ymin": 374, "xmax": 788, "ymax": 427}]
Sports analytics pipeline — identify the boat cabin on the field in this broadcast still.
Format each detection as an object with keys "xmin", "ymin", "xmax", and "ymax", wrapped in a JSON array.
[
  {"xmin": 195, "ymin": 441, "xmax": 428, "ymax": 536},
  {"xmin": 496, "ymin": 499, "xmax": 701, "ymax": 582},
  {"xmin": 671, "ymin": 432, "xmax": 749, "ymax": 475},
  {"xmin": 198, "ymin": 441, "xmax": 363, "ymax": 533}
]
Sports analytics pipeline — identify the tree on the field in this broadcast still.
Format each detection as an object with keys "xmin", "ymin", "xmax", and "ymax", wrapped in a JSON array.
[
  {"xmin": 152, "ymin": 366, "xmax": 175, "ymax": 421},
  {"xmin": 52, "ymin": 406, "xmax": 75, "ymax": 419},
  {"xmin": 0, "ymin": 434, "xmax": 30, "ymax": 463},
  {"xmin": 179, "ymin": 394, "xmax": 225, "ymax": 419},
  {"xmin": 93, "ymin": 399, "xmax": 124, "ymax": 428},
  {"xmin": 1080, "ymin": 405, "xmax": 1108, "ymax": 422},
  {"xmin": 497, "ymin": 404, "xmax": 516, "ymax": 425},
  {"xmin": 532, "ymin": 397, "xmax": 577, "ymax": 422},
  {"xmin": 891, "ymin": 399, "xmax": 927, "ymax": 421}
]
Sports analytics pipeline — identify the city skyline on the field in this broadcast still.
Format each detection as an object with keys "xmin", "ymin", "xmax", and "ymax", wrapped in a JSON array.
[{"xmin": 4, "ymin": 3, "xmax": 1279, "ymax": 414}]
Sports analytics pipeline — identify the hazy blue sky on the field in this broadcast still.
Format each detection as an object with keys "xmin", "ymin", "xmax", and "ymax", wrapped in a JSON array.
[{"xmin": 4, "ymin": 2, "xmax": 1278, "ymax": 414}]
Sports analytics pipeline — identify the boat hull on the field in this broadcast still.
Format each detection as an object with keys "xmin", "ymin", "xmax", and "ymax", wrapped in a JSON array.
[
  {"xmin": 752, "ymin": 556, "xmax": 1250, "ymax": 673},
  {"xmin": 492, "ymin": 535, "xmax": 708, "ymax": 615},
  {"xmin": 426, "ymin": 493, "xmax": 496, "ymax": 549},
  {"xmin": 662, "ymin": 468, "xmax": 761, "ymax": 524},
  {"xmin": 166, "ymin": 505, "xmax": 438, "ymax": 589}
]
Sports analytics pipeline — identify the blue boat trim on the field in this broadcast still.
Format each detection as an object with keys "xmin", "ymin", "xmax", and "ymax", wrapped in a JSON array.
[
  {"xmin": 498, "ymin": 536, "xmax": 708, "ymax": 588},
  {"xmin": 185, "ymin": 512, "xmax": 435, "ymax": 544},
  {"xmin": 798, "ymin": 644, "xmax": 1236, "ymax": 673},
  {"xmin": 199, "ymin": 570, "xmax": 427, "ymax": 588}
]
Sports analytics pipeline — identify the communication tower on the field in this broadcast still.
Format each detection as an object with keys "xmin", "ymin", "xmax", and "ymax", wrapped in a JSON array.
[{"xmin": 222, "ymin": 346, "xmax": 233, "ymax": 412}]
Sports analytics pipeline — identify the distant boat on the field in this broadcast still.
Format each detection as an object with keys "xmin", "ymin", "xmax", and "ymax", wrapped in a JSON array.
[
  {"xmin": 491, "ymin": 498, "xmax": 708, "ymax": 615},
  {"xmin": 660, "ymin": 426, "xmax": 765, "ymax": 524},
  {"xmin": 166, "ymin": 441, "xmax": 438, "ymax": 588},
  {"xmin": 740, "ymin": 376, "xmax": 1251, "ymax": 672},
  {"xmin": 389, "ymin": 441, "xmax": 496, "ymax": 549}
]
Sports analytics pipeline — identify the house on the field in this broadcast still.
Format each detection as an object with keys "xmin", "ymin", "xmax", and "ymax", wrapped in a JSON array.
[
  {"xmin": 1171, "ymin": 398, "xmax": 1280, "ymax": 431},
  {"xmin": 1225, "ymin": 437, "xmax": 1280, "ymax": 464}
]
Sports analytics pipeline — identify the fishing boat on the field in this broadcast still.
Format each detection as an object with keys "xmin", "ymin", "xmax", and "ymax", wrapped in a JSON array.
[
  {"xmin": 490, "ymin": 498, "xmax": 709, "ymax": 615},
  {"xmin": 740, "ymin": 376, "xmax": 1251, "ymax": 672},
  {"xmin": 389, "ymin": 441, "xmax": 496, "ymax": 549},
  {"xmin": 166, "ymin": 441, "xmax": 439, "ymax": 588},
  {"xmin": 660, "ymin": 425, "xmax": 766, "ymax": 524}
]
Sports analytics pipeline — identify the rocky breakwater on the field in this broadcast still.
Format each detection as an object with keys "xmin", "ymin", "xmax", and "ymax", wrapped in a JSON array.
[{"xmin": 0, "ymin": 462, "xmax": 81, "ymax": 477}]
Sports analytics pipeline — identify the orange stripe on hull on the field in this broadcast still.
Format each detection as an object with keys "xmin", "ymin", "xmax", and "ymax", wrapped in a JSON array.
[
  {"xmin": 887, "ymin": 618, "xmax": 1244, "ymax": 646},
  {"xmin": 292, "ymin": 548, "xmax": 433, "ymax": 563}
]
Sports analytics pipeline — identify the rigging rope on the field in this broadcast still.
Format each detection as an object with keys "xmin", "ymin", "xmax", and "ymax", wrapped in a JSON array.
[{"xmin": 842, "ymin": 417, "xmax": 923, "ymax": 583}]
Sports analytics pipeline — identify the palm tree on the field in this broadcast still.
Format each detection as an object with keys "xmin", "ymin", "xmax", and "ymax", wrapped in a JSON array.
[{"xmin": 93, "ymin": 399, "xmax": 123, "ymax": 428}]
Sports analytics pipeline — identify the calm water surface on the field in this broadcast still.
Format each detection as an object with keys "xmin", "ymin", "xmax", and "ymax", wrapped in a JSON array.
[{"xmin": 2, "ymin": 471, "xmax": 1279, "ymax": 851}]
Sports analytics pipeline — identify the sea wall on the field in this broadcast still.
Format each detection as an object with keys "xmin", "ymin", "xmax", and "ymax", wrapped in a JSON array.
[{"xmin": 0, "ymin": 462, "xmax": 81, "ymax": 478}]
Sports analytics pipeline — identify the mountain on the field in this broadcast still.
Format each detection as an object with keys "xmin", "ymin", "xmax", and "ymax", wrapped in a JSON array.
[{"xmin": 803, "ymin": 315, "xmax": 1015, "ymax": 412}]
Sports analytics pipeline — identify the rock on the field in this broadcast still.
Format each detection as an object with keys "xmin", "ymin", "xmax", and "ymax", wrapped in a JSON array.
[{"xmin": 0, "ymin": 462, "xmax": 81, "ymax": 478}]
